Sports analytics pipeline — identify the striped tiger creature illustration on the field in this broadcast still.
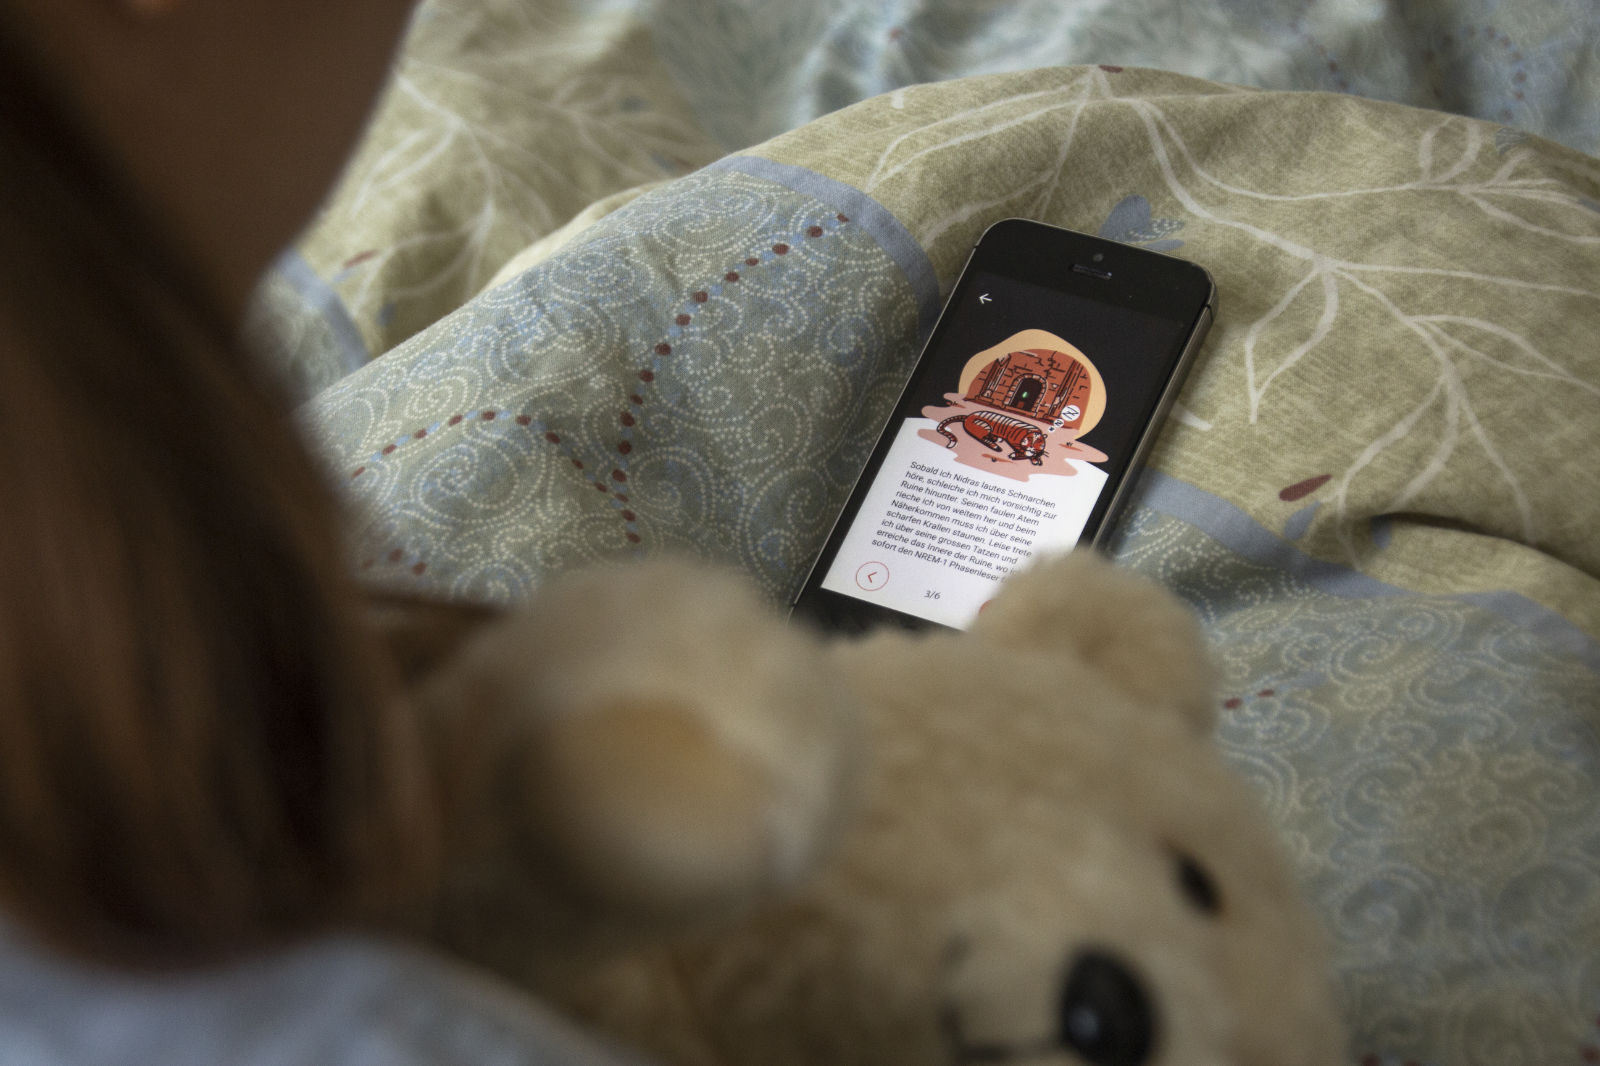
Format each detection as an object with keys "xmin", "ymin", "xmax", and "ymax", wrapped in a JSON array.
[{"xmin": 935, "ymin": 411, "xmax": 1048, "ymax": 465}]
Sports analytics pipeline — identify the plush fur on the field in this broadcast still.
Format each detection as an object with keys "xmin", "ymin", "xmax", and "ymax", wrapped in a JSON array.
[{"xmin": 412, "ymin": 550, "xmax": 1345, "ymax": 1066}]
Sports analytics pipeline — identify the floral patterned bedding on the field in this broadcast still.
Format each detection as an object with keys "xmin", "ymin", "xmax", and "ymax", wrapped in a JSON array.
[{"xmin": 254, "ymin": 3, "xmax": 1600, "ymax": 1064}]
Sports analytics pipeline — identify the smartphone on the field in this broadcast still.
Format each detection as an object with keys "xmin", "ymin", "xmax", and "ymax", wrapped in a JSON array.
[{"xmin": 791, "ymin": 217, "xmax": 1215, "ymax": 632}]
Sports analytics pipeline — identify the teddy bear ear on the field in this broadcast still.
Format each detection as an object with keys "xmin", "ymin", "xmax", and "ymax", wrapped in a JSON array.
[
  {"xmin": 416, "ymin": 558, "xmax": 862, "ymax": 966},
  {"xmin": 969, "ymin": 551, "xmax": 1219, "ymax": 734}
]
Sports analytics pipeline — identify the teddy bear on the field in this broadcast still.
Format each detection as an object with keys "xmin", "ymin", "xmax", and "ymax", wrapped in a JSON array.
[{"xmin": 403, "ymin": 548, "xmax": 1346, "ymax": 1066}]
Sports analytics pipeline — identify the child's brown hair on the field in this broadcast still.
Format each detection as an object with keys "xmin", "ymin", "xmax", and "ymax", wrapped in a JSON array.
[{"xmin": 0, "ymin": 12, "xmax": 439, "ymax": 966}]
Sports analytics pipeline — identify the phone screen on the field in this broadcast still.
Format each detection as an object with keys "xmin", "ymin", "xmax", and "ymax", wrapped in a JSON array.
[{"xmin": 795, "ymin": 227, "xmax": 1212, "ymax": 631}]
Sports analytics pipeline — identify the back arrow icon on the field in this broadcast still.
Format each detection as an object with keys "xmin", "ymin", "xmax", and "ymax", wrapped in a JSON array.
[{"xmin": 978, "ymin": 293, "xmax": 992, "ymax": 304}]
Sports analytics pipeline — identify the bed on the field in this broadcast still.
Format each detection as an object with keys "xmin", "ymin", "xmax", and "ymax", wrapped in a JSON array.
[{"xmin": 245, "ymin": 2, "xmax": 1600, "ymax": 1063}]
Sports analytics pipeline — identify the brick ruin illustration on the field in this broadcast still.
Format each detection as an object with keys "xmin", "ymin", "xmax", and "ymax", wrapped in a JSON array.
[{"xmin": 965, "ymin": 348, "xmax": 1094, "ymax": 429}]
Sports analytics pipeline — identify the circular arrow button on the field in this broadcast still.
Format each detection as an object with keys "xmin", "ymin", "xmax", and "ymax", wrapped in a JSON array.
[{"xmin": 855, "ymin": 561, "xmax": 890, "ymax": 591}]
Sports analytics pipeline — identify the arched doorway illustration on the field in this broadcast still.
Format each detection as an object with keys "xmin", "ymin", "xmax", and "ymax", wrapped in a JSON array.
[{"xmin": 1010, "ymin": 376, "xmax": 1044, "ymax": 413}]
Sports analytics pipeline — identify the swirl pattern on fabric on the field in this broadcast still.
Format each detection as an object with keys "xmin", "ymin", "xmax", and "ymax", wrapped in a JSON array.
[
  {"xmin": 1112, "ymin": 502, "xmax": 1600, "ymax": 1066},
  {"xmin": 302, "ymin": 167, "xmax": 931, "ymax": 603}
]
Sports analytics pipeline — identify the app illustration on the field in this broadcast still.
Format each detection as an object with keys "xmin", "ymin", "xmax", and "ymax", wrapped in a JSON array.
[
  {"xmin": 914, "ymin": 329, "xmax": 1109, "ymax": 482},
  {"xmin": 819, "ymin": 328, "xmax": 1115, "ymax": 629}
]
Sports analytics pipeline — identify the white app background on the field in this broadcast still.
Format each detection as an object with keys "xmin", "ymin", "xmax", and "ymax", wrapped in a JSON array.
[{"xmin": 820, "ymin": 419, "xmax": 1107, "ymax": 629}]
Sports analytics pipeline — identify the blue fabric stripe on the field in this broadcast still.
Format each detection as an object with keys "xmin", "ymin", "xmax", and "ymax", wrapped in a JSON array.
[
  {"xmin": 271, "ymin": 250, "xmax": 371, "ymax": 375},
  {"xmin": 1125, "ymin": 470, "xmax": 1600, "ymax": 674},
  {"xmin": 705, "ymin": 155, "xmax": 941, "ymax": 337}
]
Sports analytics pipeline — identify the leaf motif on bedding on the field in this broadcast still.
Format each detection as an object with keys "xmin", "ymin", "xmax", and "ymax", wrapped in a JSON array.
[
  {"xmin": 1279, "ymin": 474, "xmax": 1333, "ymax": 502},
  {"xmin": 1190, "ymin": 108, "xmax": 1600, "ymax": 566},
  {"xmin": 1096, "ymin": 194, "xmax": 1185, "ymax": 251},
  {"xmin": 1493, "ymin": 126, "xmax": 1530, "ymax": 155}
]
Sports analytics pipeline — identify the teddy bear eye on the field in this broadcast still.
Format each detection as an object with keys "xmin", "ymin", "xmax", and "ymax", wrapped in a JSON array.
[
  {"xmin": 1173, "ymin": 850, "xmax": 1222, "ymax": 916},
  {"xmin": 1057, "ymin": 950, "xmax": 1157, "ymax": 1066}
]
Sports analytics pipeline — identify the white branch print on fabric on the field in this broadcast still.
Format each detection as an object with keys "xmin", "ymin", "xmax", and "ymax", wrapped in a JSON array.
[{"xmin": 851, "ymin": 70, "xmax": 1598, "ymax": 571}]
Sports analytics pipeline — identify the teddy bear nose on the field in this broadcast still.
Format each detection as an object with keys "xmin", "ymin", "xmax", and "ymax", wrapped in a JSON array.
[{"xmin": 1057, "ymin": 950, "xmax": 1157, "ymax": 1066}]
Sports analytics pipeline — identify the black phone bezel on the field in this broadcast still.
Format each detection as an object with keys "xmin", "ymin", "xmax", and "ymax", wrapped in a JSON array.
[{"xmin": 791, "ymin": 218, "xmax": 1215, "ymax": 633}]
